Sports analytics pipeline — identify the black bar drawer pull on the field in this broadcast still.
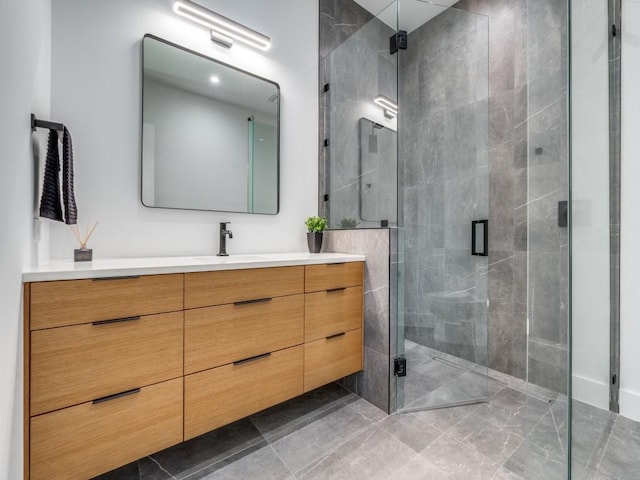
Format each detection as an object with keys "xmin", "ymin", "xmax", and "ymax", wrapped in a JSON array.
[
  {"xmin": 233, "ymin": 297, "xmax": 273, "ymax": 306},
  {"xmin": 327, "ymin": 263, "xmax": 345, "ymax": 266},
  {"xmin": 233, "ymin": 352, "xmax": 271, "ymax": 365},
  {"xmin": 93, "ymin": 388, "xmax": 141, "ymax": 404},
  {"xmin": 471, "ymin": 220, "xmax": 488, "ymax": 256},
  {"xmin": 326, "ymin": 332, "xmax": 346, "ymax": 340},
  {"xmin": 91, "ymin": 315, "xmax": 140, "ymax": 325},
  {"xmin": 326, "ymin": 287, "xmax": 346, "ymax": 293},
  {"xmin": 92, "ymin": 275, "xmax": 141, "ymax": 281},
  {"xmin": 92, "ymin": 316, "xmax": 140, "ymax": 326}
]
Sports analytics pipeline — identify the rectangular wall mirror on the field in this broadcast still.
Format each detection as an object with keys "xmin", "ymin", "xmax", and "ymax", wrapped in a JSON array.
[{"xmin": 141, "ymin": 34, "xmax": 280, "ymax": 214}]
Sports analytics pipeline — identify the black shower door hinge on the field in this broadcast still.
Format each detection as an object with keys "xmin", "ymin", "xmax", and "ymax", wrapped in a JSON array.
[
  {"xmin": 323, "ymin": 83, "xmax": 330, "ymax": 93},
  {"xmin": 394, "ymin": 357, "xmax": 407, "ymax": 377},
  {"xmin": 390, "ymin": 31, "xmax": 407, "ymax": 54},
  {"xmin": 612, "ymin": 24, "xmax": 617, "ymax": 37},
  {"xmin": 324, "ymin": 138, "xmax": 330, "ymax": 147}
]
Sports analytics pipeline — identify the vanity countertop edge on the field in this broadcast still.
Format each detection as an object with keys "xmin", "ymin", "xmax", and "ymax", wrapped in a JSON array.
[{"xmin": 22, "ymin": 252, "xmax": 366, "ymax": 282}]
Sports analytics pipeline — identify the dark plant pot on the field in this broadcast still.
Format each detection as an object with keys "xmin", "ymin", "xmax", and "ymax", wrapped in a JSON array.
[{"xmin": 306, "ymin": 232, "xmax": 323, "ymax": 254}]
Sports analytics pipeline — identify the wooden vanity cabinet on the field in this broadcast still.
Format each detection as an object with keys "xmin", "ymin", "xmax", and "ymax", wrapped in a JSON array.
[{"xmin": 24, "ymin": 261, "xmax": 364, "ymax": 480}]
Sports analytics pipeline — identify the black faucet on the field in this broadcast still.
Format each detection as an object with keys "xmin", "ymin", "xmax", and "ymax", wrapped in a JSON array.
[{"xmin": 217, "ymin": 222, "xmax": 233, "ymax": 256}]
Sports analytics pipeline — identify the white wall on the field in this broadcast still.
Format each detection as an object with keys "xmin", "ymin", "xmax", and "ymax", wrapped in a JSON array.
[
  {"xmin": 144, "ymin": 79, "xmax": 250, "ymax": 212},
  {"xmin": 0, "ymin": 0, "xmax": 51, "ymax": 476},
  {"xmin": 621, "ymin": 0, "xmax": 640, "ymax": 422},
  {"xmin": 570, "ymin": 0, "xmax": 611, "ymax": 410},
  {"xmin": 50, "ymin": 0, "xmax": 318, "ymax": 259}
]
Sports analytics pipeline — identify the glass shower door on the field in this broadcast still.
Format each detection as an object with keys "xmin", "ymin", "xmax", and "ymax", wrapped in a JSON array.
[{"xmin": 395, "ymin": 1, "xmax": 489, "ymax": 412}]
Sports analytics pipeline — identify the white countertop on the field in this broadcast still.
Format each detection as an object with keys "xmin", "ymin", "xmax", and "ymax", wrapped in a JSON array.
[{"xmin": 22, "ymin": 252, "xmax": 366, "ymax": 282}]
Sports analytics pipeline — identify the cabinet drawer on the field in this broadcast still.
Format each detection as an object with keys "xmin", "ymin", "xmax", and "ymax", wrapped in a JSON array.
[
  {"xmin": 185, "ymin": 266, "xmax": 304, "ymax": 309},
  {"xmin": 305, "ymin": 262, "xmax": 363, "ymax": 293},
  {"xmin": 30, "ymin": 378, "xmax": 183, "ymax": 480},
  {"xmin": 304, "ymin": 328, "xmax": 363, "ymax": 392},
  {"xmin": 30, "ymin": 274, "xmax": 183, "ymax": 330},
  {"xmin": 31, "ymin": 312, "xmax": 183, "ymax": 416},
  {"xmin": 185, "ymin": 295, "xmax": 303, "ymax": 374},
  {"xmin": 185, "ymin": 345, "xmax": 303, "ymax": 440},
  {"xmin": 305, "ymin": 286, "xmax": 363, "ymax": 342}
]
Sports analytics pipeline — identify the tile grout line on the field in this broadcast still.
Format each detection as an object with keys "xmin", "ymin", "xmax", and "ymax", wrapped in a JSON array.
[{"xmin": 147, "ymin": 456, "xmax": 179, "ymax": 480}]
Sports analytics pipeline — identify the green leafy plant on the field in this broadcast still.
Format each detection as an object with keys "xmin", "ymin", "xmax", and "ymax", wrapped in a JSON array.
[{"xmin": 305, "ymin": 216, "xmax": 328, "ymax": 233}]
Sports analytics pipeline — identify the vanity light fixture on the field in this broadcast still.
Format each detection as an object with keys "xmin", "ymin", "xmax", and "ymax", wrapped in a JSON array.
[
  {"xmin": 173, "ymin": 0, "xmax": 271, "ymax": 51},
  {"xmin": 374, "ymin": 95, "xmax": 398, "ymax": 118}
]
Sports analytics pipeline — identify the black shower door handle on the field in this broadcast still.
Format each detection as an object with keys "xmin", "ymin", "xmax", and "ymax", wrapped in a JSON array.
[{"xmin": 471, "ymin": 220, "xmax": 488, "ymax": 256}]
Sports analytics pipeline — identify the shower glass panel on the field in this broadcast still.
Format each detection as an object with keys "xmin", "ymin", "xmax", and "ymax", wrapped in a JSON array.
[
  {"xmin": 395, "ymin": 1, "xmax": 489, "ymax": 412},
  {"xmin": 322, "ymin": 7, "xmax": 398, "ymax": 230},
  {"xmin": 359, "ymin": 118, "xmax": 397, "ymax": 224}
]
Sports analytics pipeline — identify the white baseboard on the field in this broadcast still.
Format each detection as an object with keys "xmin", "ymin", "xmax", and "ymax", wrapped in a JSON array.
[
  {"xmin": 620, "ymin": 388, "xmax": 640, "ymax": 422},
  {"xmin": 572, "ymin": 374, "xmax": 609, "ymax": 410}
]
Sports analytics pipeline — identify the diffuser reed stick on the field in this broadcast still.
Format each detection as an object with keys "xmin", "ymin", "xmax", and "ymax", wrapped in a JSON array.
[{"xmin": 70, "ymin": 221, "xmax": 98, "ymax": 249}]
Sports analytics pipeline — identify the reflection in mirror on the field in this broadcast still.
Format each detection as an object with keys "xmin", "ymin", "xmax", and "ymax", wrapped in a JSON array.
[
  {"xmin": 141, "ymin": 35, "xmax": 279, "ymax": 214},
  {"xmin": 359, "ymin": 118, "xmax": 397, "ymax": 225}
]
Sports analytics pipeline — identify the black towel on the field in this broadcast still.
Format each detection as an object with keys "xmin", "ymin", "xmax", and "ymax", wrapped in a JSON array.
[
  {"xmin": 39, "ymin": 129, "xmax": 63, "ymax": 222},
  {"xmin": 62, "ymin": 126, "xmax": 77, "ymax": 225}
]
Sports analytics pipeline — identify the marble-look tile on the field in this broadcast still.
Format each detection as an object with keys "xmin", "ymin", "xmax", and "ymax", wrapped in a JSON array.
[
  {"xmin": 297, "ymin": 426, "xmax": 417, "ymax": 480},
  {"xmin": 385, "ymin": 454, "xmax": 452, "ymax": 480},
  {"xmin": 378, "ymin": 412, "xmax": 443, "ymax": 452},
  {"xmin": 503, "ymin": 445, "xmax": 567, "ymax": 480},
  {"xmin": 448, "ymin": 414, "xmax": 523, "ymax": 462},
  {"xmin": 597, "ymin": 415, "xmax": 640, "ymax": 479},
  {"xmin": 526, "ymin": 339, "xmax": 568, "ymax": 394},
  {"xmin": 150, "ymin": 419, "xmax": 265, "ymax": 479},
  {"xmin": 421, "ymin": 433, "xmax": 500, "ymax": 480},
  {"xmin": 270, "ymin": 403, "xmax": 372, "ymax": 473},
  {"xmin": 250, "ymin": 383, "xmax": 350, "ymax": 443},
  {"xmin": 196, "ymin": 445, "xmax": 290, "ymax": 480},
  {"xmin": 346, "ymin": 396, "xmax": 388, "ymax": 423},
  {"xmin": 94, "ymin": 457, "xmax": 173, "ymax": 480},
  {"xmin": 492, "ymin": 467, "xmax": 524, "ymax": 480}
]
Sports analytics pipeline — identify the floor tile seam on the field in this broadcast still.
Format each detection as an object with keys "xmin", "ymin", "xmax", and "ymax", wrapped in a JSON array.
[
  {"xmin": 419, "ymin": 430, "xmax": 503, "ymax": 470},
  {"xmin": 267, "ymin": 443, "xmax": 297, "ymax": 479},
  {"xmin": 402, "ymin": 369, "xmax": 475, "ymax": 410},
  {"xmin": 449, "ymin": 418, "xmax": 527, "ymax": 465},
  {"xmin": 147, "ymin": 456, "xmax": 179, "ymax": 480},
  {"xmin": 591, "ymin": 416, "xmax": 617, "ymax": 477},
  {"xmin": 378, "ymin": 414, "xmax": 446, "ymax": 452},
  {"xmin": 343, "ymin": 400, "xmax": 388, "ymax": 425},
  {"xmin": 548, "ymin": 402, "xmax": 567, "ymax": 459},
  {"xmin": 578, "ymin": 417, "xmax": 614, "ymax": 473},
  {"xmin": 290, "ymin": 423, "xmax": 379, "ymax": 478},
  {"xmin": 251, "ymin": 399, "xmax": 351, "ymax": 444},
  {"xmin": 178, "ymin": 437, "xmax": 268, "ymax": 480}
]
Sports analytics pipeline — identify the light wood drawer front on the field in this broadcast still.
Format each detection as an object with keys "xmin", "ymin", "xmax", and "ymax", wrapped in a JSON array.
[
  {"xmin": 185, "ymin": 295, "xmax": 303, "ymax": 374},
  {"xmin": 31, "ymin": 312, "xmax": 183, "ymax": 416},
  {"xmin": 305, "ymin": 286, "xmax": 363, "ymax": 342},
  {"xmin": 185, "ymin": 266, "xmax": 304, "ymax": 309},
  {"xmin": 304, "ymin": 328, "xmax": 363, "ymax": 393},
  {"xmin": 30, "ymin": 274, "xmax": 183, "ymax": 330},
  {"xmin": 185, "ymin": 345, "xmax": 303, "ymax": 440},
  {"xmin": 305, "ymin": 262, "xmax": 364, "ymax": 293},
  {"xmin": 30, "ymin": 378, "xmax": 183, "ymax": 480}
]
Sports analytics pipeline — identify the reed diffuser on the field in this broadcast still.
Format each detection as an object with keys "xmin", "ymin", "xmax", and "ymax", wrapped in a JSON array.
[{"xmin": 70, "ymin": 222, "xmax": 98, "ymax": 262}]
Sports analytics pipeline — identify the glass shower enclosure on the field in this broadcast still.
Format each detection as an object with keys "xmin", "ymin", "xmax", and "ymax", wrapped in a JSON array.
[{"xmin": 394, "ymin": 1, "xmax": 490, "ymax": 412}]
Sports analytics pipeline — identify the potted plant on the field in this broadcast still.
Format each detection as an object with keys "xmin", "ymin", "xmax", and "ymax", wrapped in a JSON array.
[{"xmin": 305, "ymin": 216, "xmax": 328, "ymax": 253}]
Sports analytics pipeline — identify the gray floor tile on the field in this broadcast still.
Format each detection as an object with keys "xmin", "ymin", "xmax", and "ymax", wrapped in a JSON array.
[
  {"xmin": 448, "ymin": 414, "xmax": 523, "ymax": 462},
  {"xmin": 492, "ymin": 467, "xmax": 524, "ymax": 479},
  {"xmin": 271, "ymin": 403, "xmax": 372, "ymax": 473},
  {"xmin": 378, "ymin": 412, "xmax": 443, "ymax": 452},
  {"xmin": 94, "ymin": 457, "xmax": 173, "ymax": 480},
  {"xmin": 420, "ymin": 433, "xmax": 500, "ymax": 480},
  {"xmin": 250, "ymin": 384, "xmax": 349, "ymax": 443},
  {"xmin": 597, "ymin": 417, "xmax": 640, "ymax": 480},
  {"xmin": 409, "ymin": 403, "xmax": 480, "ymax": 432},
  {"xmin": 347, "ymin": 396, "xmax": 388, "ymax": 422},
  {"xmin": 503, "ymin": 444, "xmax": 566, "ymax": 480},
  {"xmin": 385, "ymin": 454, "xmax": 452, "ymax": 480},
  {"xmin": 296, "ymin": 426, "xmax": 416, "ymax": 480},
  {"xmin": 197, "ymin": 445, "xmax": 291, "ymax": 480},
  {"xmin": 150, "ymin": 419, "xmax": 265, "ymax": 479}
]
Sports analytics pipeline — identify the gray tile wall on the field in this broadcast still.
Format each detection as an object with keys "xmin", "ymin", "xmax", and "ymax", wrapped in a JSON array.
[
  {"xmin": 398, "ymin": 7, "xmax": 489, "ymax": 369},
  {"xmin": 323, "ymin": 229, "xmax": 392, "ymax": 413}
]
